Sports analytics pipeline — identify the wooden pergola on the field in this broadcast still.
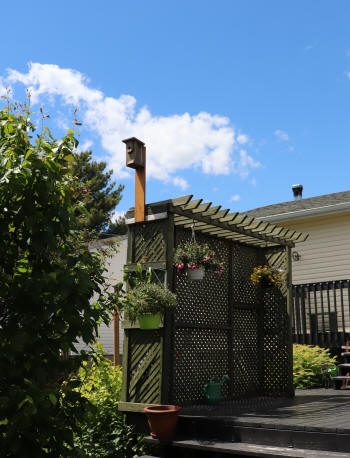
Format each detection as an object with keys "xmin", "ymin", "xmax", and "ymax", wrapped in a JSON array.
[{"xmin": 119, "ymin": 195, "xmax": 308, "ymax": 414}]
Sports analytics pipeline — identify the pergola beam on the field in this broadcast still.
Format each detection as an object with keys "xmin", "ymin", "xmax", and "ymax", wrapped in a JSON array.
[{"xmin": 171, "ymin": 206, "xmax": 293, "ymax": 247}]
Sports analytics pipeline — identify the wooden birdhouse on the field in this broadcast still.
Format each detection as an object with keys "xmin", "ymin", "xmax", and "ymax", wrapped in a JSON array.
[{"xmin": 123, "ymin": 137, "xmax": 145, "ymax": 169}]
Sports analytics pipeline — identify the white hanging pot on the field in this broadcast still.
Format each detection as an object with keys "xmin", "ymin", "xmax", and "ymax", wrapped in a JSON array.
[{"xmin": 187, "ymin": 267, "xmax": 205, "ymax": 281}]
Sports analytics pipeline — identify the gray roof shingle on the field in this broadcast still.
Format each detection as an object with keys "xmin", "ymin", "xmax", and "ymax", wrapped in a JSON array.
[{"xmin": 246, "ymin": 190, "xmax": 350, "ymax": 218}]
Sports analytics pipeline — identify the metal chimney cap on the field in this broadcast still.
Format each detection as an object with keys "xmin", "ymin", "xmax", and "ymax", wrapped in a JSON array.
[{"xmin": 292, "ymin": 184, "xmax": 303, "ymax": 200}]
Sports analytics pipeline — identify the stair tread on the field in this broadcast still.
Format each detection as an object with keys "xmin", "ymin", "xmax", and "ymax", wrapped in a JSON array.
[
  {"xmin": 341, "ymin": 352, "xmax": 350, "ymax": 356},
  {"xmin": 332, "ymin": 375, "xmax": 350, "ymax": 380},
  {"xmin": 147, "ymin": 438, "xmax": 350, "ymax": 457},
  {"xmin": 338, "ymin": 363, "xmax": 350, "ymax": 367}
]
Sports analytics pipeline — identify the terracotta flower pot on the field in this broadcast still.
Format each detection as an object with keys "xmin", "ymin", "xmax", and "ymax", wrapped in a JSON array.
[{"xmin": 144, "ymin": 405, "xmax": 181, "ymax": 440}]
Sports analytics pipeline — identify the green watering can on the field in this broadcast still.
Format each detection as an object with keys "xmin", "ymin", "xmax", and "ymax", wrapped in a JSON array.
[{"xmin": 203, "ymin": 374, "xmax": 229, "ymax": 404}]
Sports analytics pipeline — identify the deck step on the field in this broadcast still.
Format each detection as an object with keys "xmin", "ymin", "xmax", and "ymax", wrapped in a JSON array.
[
  {"xmin": 146, "ymin": 438, "xmax": 350, "ymax": 457},
  {"xmin": 341, "ymin": 352, "xmax": 350, "ymax": 357},
  {"xmin": 338, "ymin": 363, "xmax": 350, "ymax": 367}
]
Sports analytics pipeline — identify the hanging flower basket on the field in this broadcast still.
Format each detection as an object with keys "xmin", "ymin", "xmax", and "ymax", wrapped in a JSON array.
[
  {"xmin": 138, "ymin": 312, "xmax": 162, "ymax": 330},
  {"xmin": 250, "ymin": 265, "xmax": 283, "ymax": 288},
  {"xmin": 174, "ymin": 240, "xmax": 224, "ymax": 281},
  {"xmin": 187, "ymin": 266, "xmax": 205, "ymax": 281},
  {"xmin": 116, "ymin": 279, "xmax": 177, "ymax": 330}
]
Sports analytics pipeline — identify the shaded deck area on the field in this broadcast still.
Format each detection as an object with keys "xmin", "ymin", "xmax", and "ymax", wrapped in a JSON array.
[
  {"xmin": 181, "ymin": 389, "xmax": 350, "ymax": 433},
  {"xmin": 172, "ymin": 390, "xmax": 350, "ymax": 454}
]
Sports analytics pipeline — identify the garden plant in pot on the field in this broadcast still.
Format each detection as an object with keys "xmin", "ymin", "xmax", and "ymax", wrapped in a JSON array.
[
  {"xmin": 116, "ymin": 263, "xmax": 177, "ymax": 330},
  {"xmin": 174, "ymin": 240, "xmax": 224, "ymax": 281},
  {"xmin": 123, "ymin": 282, "xmax": 176, "ymax": 329},
  {"xmin": 250, "ymin": 265, "xmax": 283, "ymax": 288}
]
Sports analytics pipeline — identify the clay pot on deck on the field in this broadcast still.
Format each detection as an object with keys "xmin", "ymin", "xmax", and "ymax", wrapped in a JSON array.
[{"xmin": 144, "ymin": 405, "xmax": 181, "ymax": 440}]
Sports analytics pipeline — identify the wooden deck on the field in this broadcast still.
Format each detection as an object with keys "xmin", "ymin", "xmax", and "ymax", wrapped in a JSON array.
[
  {"xmin": 163, "ymin": 390, "xmax": 350, "ymax": 455},
  {"xmin": 181, "ymin": 389, "xmax": 350, "ymax": 433}
]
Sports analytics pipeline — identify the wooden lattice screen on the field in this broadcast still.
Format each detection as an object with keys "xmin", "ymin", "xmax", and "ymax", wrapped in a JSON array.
[{"xmin": 120, "ymin": 212, "xmax": 294, "ymax": 411}]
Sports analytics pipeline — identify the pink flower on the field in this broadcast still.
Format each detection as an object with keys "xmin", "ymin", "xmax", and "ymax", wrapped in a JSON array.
[
  {"xmin": 214, "ymin": 264, "xmax": 224, "ymax": 277},
  {"xmin": 176, "ymin": 262, "xmax": 185, "ymax": 271},
  {"xmin": 188, "ymin": 262, "xmax": 198, "ymax": 270}
]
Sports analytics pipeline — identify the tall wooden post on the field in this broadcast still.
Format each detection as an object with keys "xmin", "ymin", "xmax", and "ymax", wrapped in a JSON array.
[
  {"xmin": 113, "ymin": 311, "xmax": 120, "ymax": 365},
  {"xmin": 134, "ymin": 152, "xmax": 146, "ymax": 223}
]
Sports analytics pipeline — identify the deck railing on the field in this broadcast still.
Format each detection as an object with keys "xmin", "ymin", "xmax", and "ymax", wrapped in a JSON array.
[{"xmin": 292, "ymin": 280, "xmax": 350, "ymax": 348}]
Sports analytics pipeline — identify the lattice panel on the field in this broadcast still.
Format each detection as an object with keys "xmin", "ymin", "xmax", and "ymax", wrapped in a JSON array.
[
  {"xmin": 172, "ymin": 327, "xmax": 229, "ymax": 405},
  {"xmin": 127, "ymin": 330, "xmax": 162, "ymax": 404},
  {"xmin": 265, "ymin": 247, "xmax": 288, "ymax": 296},
  {"xmin": 174, "ymin": 229, "xmax": 230, "ymax": 327},
  {"xmin": 232, "ymin": 308, "xmax": 261, "ymax": 396},
  {"xmin": 261, "ymin": 286, "xmax": 292, "ymax": 395},
  {"xmin": 231, "ymin": 243, "xmax": 261, "ymax": 306},
  {"xmin": 133, "ymin": 221, "xmax": 167, "ymax": 263}
]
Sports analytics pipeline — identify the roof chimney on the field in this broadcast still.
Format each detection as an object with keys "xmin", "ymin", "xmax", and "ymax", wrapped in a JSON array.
[{"xmin": 292, "ymin": 184, "xmax": 303, "ymax": 200}]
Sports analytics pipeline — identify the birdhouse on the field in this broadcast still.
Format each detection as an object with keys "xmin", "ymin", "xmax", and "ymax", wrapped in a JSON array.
[{"xmin": 123, "ymin": 137, "xmax": 145, "ymax": 169}]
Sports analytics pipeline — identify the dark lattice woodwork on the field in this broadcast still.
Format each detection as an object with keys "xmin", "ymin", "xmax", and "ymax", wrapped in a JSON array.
[{"xmin": 127, "ymin": 330, "xmax": 162, "ymax": 404}]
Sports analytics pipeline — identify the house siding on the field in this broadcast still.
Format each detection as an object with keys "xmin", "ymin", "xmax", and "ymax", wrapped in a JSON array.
[
  {"xmin": 279, "ymin": 212, "xmax": 350, "ymax": 284},
  {"xmin": 74, "ymin": 237, "xmax": 127, "ymax": 356}
]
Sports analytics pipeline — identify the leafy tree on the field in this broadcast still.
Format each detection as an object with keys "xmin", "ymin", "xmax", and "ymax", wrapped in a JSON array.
[
  {"xmin": 71, "ymin": 151, "xmax": 124, "ymax": 233},
  {"xmin": 0, "ymin": 102, "xmax": 116, "ymax": 456}
]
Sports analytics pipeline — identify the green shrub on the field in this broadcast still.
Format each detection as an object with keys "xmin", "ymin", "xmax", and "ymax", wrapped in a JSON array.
[
  {"xmin": 293, "ymin": 344, "xmax": 337, "ymax": 389},
  {"xmin": 74, "ymin": 344, "xmax": 146, "ymax": 457},
  {"xmin": 0, "ymin": 102, "xmax": 116, "ymax": 456}
]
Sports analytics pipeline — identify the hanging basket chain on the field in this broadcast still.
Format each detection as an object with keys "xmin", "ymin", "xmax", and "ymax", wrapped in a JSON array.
[{"xmin": 191, "ymin": 220, "xmax": 196, "ymax": 243}]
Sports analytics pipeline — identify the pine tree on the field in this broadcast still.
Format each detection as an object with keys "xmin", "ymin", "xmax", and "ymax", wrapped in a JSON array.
[{"xmin": 71, "ymin": 151, "xmax": 124, "ymax": 233}]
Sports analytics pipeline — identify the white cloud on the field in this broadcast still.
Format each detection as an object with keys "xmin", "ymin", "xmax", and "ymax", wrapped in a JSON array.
[
  {"xmin": 172, "ymin": 176, "xmax": 189, "ymax": 190},
  {"xmin": 0, "ymin": 78, "xmax": 10, "ymax": 97},
  {"xmin": 78, "ymin": 140, "xmax": 94, "ymax": 152},
  {"xmin": 230, "ymin": 194, "xmax": 241, "ymax": 202},
  {"xmin": 274, "ymin": 129, "xmax": 289, "ymax": 141},
  {"xmin": 0, "ymin": 79, "xmax": 6, "ymax": 97},
  {"xmin": 111, "ymin": 210, "xmax": 126, "ymax": 222},
  {"xmin": 5, "ymin": 63, "xmax": 260, "ymax": 186},
  {"xmin": 235, "ymin": 150, "xmax": 261, "ymax": 178},
  {"xmin": 237, "ymin": 133, "xmax": 249, "ymax": 145}
]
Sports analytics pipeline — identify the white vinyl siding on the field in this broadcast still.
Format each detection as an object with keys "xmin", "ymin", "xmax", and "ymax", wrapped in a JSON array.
[
  {"xmin": 74, "ymin": 237, "xmax": 127, "ymax": 356},
  {"xmin": 279, "ymin": 212, "xmax": 350, "ymax": 284}
]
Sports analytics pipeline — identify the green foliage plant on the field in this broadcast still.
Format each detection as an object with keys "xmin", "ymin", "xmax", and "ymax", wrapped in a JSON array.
[
  {"xmin": 74, "ymin": 343, "xmax": 145, "ymax": 457},
  {"xmin": 174, "ymin": 240, "xmax": 224, "ymax": 275},
  {"xmin": 114, "ymin": 263, "xmax": 177, "ymax": 323},
  {"xmin": 0, "ymin": 100, "xmax": 116, "ymax": 456},
  {"xmin": 121, "ymin": 282, "xmax": 177, "ymax": 323},
  {"xmin": 293, "ymin": 344, "xmax": 337, "ymax": 389}
]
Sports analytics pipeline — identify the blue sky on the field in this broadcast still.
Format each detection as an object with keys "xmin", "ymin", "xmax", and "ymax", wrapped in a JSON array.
[{"xmin": 1, "ymin": 1, "xmax": 350, "ymax": 215}]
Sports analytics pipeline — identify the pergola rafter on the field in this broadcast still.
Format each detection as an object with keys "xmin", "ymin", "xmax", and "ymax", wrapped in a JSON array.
[{"xmin": 168, "ymin": 195, "xmax": 308, "ymax": 248}]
